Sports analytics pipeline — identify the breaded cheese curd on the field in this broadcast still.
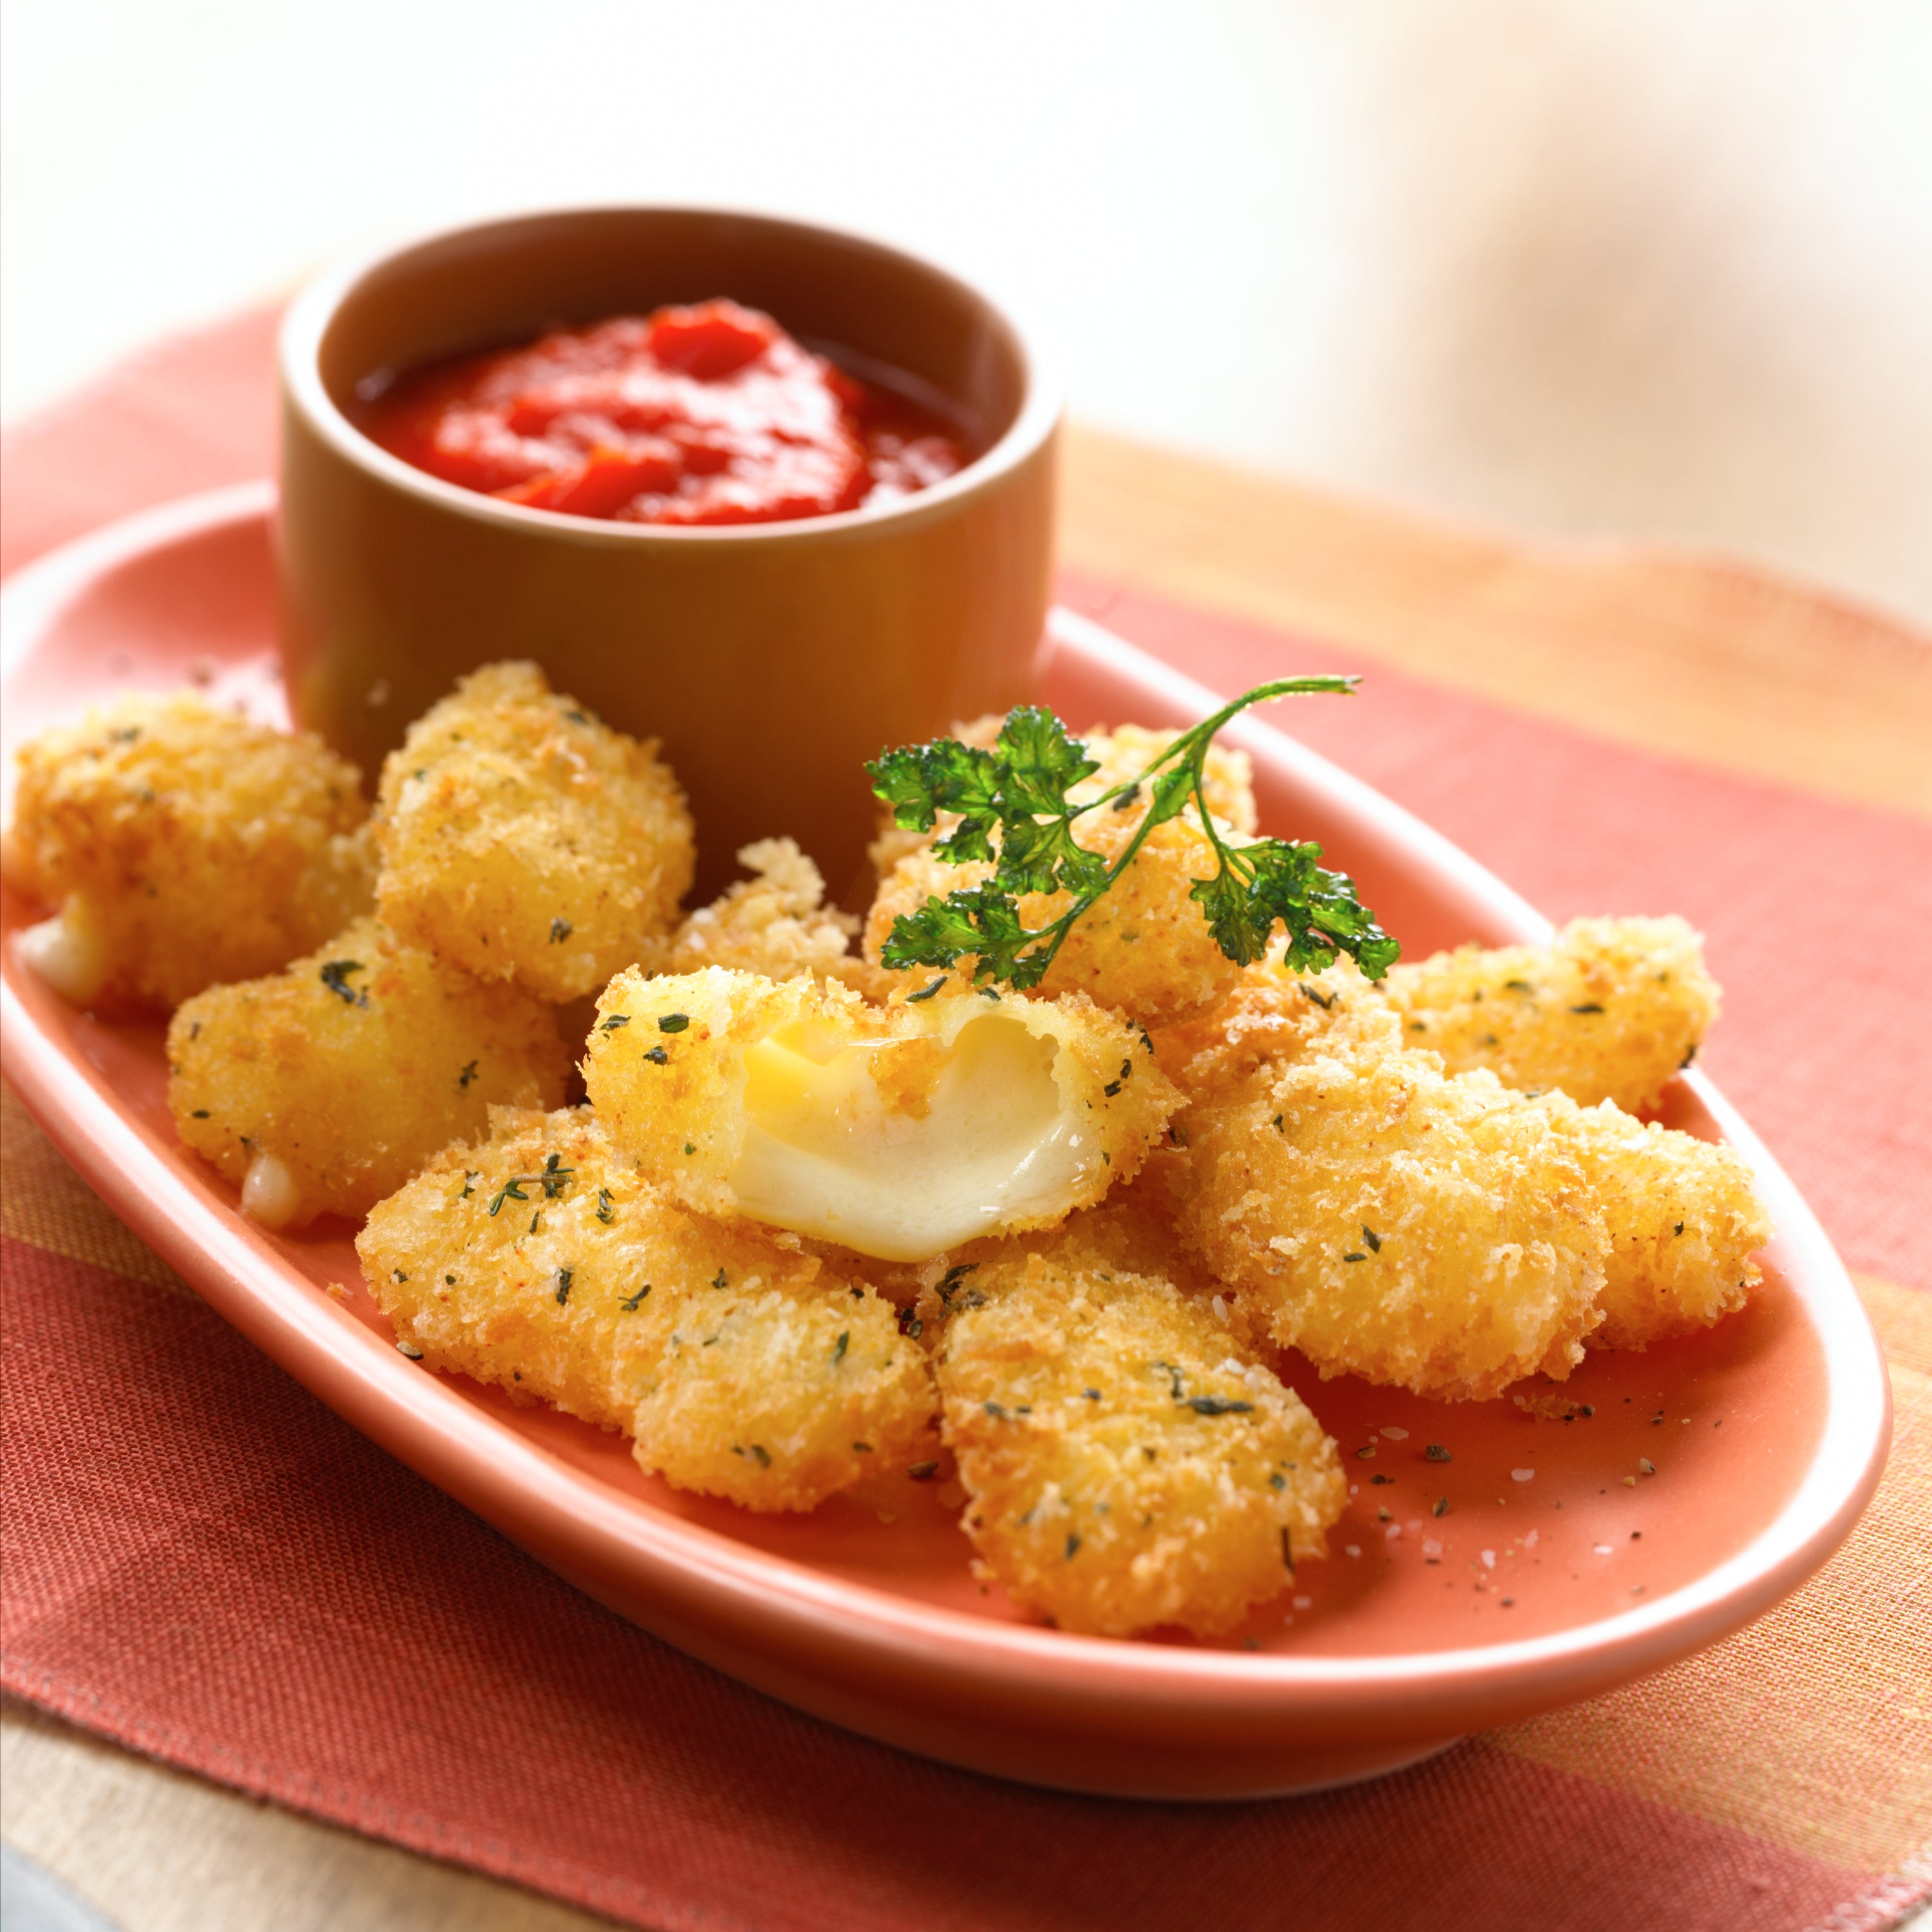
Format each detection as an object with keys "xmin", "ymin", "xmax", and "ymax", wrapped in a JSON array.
[
  {"xmin": 664, "ymin": 837, "xmax": 872, "ymax": 990},
  {"xmin": 934, "ymin": 1244, "xmax": 1345, "ymax": 1637},
  {"xmin": 1382, "ymin": 916, "xmax": 1718, "ymax": 1113},
  {"xmin": 374, "ymin": 662, "xmax": 694, "ymax": 1001},
  {"xmin": 866, "ymin": 813, "xmax": 1251, "ymax": 1031},
  {"xmin": 5, "ymin": 692, "xmax": 373, "ymax": 1009},
  {"xmin": 585, "ymin": 968, "xmax": 1179, "ymax": 1262},
  {"xmin": 359, "ymin": 1108, "xmax": 936, "ymax": 1510},
  {"xmin": 866, "ymin": 718, "xmax": 1259, "ymax": 884},
  {"xmin": 169, "ymin": 917, "xmax": 570, "ymax": 1228},
  {"xmin": 1063, "ymin": 721, "xmax": 1257, "ymax": 831},
  {"xmin": 1152, "ymin": 957, "xmax": 1390, "ymax": 1095},
  {"xmin": 1533, "ymin": 1094, "xmax": 1773, "ymax": 1349},
  {"xmin": 1166, "ymin": 983, "xmax": 1609, "ymax": 1401},
  {"xmin": 908, "ymin": 1174, "xmax": 1224, "ymax": 1340},
  {"xmin": 864, "ymin": 718, "xmax": 1261, "ymax": 1030}
]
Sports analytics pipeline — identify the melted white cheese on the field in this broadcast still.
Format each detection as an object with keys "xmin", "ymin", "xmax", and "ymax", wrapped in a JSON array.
[
  {"xmin": 17, "ymin": 905, "xmax": 108, "ymax": 1004},
  {"xmin": 730, "ymin": 1012, "xmax": 1085, "ymax": 1260},
  {"xmin": 241, "ymin": 1151, "xmax": 303, "ymax": 1230}
]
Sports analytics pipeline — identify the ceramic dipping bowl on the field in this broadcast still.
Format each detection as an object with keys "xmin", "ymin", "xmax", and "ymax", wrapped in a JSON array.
[{"xmin": 276, "ymin": 205, "xmax": 1060, "ymax": 900}]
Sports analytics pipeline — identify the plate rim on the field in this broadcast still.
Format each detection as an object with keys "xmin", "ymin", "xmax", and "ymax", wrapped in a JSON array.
[{"xmin": 0, "ymin": 485, "xmax": 1893, "ymax": 1740}]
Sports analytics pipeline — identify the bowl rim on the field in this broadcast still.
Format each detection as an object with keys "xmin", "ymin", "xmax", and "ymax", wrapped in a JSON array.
[
  {"xmin": 0, "ymin": 486, "xmax": 1894, "ymax": 1761},
  {"xmin": 278, "ymin": 202, "xmax": 1063, "ymax": 546}
]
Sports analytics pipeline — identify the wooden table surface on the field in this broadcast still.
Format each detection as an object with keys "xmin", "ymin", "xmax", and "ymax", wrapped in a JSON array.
[{"xmin": 4, "ymin": 426, "xmax": 1928, "ymax": 1932}]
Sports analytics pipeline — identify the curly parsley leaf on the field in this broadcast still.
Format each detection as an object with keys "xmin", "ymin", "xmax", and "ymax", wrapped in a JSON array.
[
  {"xmin": 1191, "ymin": 839, "xmax": 1400, "ymax": 978},
  {"xmin": 867, "ymin": 677, "xmax": 1399, "ymax": 988}
]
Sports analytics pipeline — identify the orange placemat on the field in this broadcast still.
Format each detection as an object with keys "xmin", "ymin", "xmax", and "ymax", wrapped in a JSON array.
[{"xmin": 4, "ymin": 314, "xmax": 1929, "ymax": 1932}]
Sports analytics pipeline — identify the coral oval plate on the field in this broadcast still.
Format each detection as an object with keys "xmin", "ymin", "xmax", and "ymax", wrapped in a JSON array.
[{"xmin": 0, "ymin": 485, "xmax": 1889, "ymax": 1797}]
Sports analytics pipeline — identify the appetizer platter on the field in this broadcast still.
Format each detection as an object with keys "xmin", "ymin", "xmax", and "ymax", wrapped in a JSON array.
[{"xmin": 0, "ymin": 482, "xmax": 1889, "ymax": 1797}]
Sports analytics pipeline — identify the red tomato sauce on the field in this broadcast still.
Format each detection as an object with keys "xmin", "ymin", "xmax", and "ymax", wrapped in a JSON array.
[{"xmin": 353, "ymin": 299, "xmax": 972, "ymax": 526}]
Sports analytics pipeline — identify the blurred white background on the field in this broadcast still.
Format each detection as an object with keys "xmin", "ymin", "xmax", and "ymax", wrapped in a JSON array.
[{"xmin": 5, "ymin": 0, "xmax": 1930, "ymax": 624}]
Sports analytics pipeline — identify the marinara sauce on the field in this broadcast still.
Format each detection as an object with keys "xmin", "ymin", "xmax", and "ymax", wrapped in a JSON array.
[{"xmin": 354, "ymin": 299, "xmax": 971, "ymax": 526}]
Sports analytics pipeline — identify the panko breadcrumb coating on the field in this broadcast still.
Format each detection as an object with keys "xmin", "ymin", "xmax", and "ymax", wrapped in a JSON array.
[
  {"xmin": 374, "ymin": 662, "xmax": 694, "ymax": 1001},
  {"xmin": 1163, "ymin": 977, "xmax": 1609, "ymax": 1400},
  {"xmin": 866, "ymin": 813, "xmax": 1251, "ymax": 1031},
  {"xmin": 934, "ymin": 1241, "xmax": 1345, "ymax": 1636},
  {"xmin": 586, "ymin": 967, "xmax": 1179, "ymax": 1261},
  {"xmin": 1533, "ymin": 1093, "xmax": 1772, "ymax": 1349},
  {"xmin": 1072, "ymin": 723, "xmax": 1258, "ymax": 833},
  {"xmin": 358, "ymin": 1107, "xmax": 936, "ymax": 1510},
  {"xmin": 864, "ymin": 719, "xmax": 1258, "ymax": 886},
  {"xmin": 863, "ymin": 718, "xmax": 1260, "ymax": 1030},
  {"xmin": 1382, "ymin": 916, "xmax": 1718, "ymax": 1113},
  {"xmin": 5, "ymin": 692, "xmax": 374, "ymax": 1009},
  {"xmin": 665, "ymin": 837, "xmax": 875, "ymax": 992},
  {"xmin": 169, "ymin": 917, "xmax": 571, "ymax": 1227}
]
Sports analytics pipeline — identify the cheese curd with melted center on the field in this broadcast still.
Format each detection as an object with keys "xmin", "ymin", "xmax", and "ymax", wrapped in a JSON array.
[{"xmin": 585, "ymin": 968, "xmax": 1179, "ymax": 1262}]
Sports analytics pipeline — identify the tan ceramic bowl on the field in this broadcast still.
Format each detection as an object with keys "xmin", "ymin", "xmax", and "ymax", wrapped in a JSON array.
[{"xmin": 277, "ymin": 206, "xmax": 1060, "ymax": 899}]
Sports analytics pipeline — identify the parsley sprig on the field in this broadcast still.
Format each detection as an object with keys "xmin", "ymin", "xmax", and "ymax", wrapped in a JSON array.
[{"xmin": 866, "ymin": 680, "xmax": 1399, "ymax": 989}]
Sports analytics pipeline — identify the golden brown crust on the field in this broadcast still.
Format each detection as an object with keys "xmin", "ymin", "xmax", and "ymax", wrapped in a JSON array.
[
  {"xmin": 584, "ymin": 967, "xmax": 1180, "ymax": 1256},
  {"xmin": 861, "ymin": 720, "xmax": 1260, "ymax": 1030},
  {"xmin": 1381, "ymin": 916, "xmax": 1719, "ymax": 1113},
  {"xmin": 865, "ymin": 815, "xmax": 1250, "ymax": 1031},
  {"xmin": 663, "ymin": 837, "xmax": 871, "ymax": 990},
  {"xmin": 935, "ymin": 1240, "xmax": 1344, "ymax": 1637},
  {"xmin": 374, "ymin": 662, "xmax": 694, "ymax": 1001},
  {"xmin": 1162, "ymin": 978, "xmax": 1609, "ymax": 1400},
  {"xmin": 168, "ymin": 917, "xmax": 571, "ymax": 1224},
  {"xmin": 1533, "ymin": 1093, "xmax": 1773, "ymax": 1349},
  {"xmin": 6, "ymin": 692, "xmax": 374, "ymax": 1009},
  {"xmin": 358, "ymin": 1107, "xmax": 936, "ymax": 1509}
]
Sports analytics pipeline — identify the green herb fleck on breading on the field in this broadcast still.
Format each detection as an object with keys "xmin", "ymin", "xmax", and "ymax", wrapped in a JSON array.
[{"xmin": 319, "ymin": 959, "xmax": 366, "ymax": 1005}]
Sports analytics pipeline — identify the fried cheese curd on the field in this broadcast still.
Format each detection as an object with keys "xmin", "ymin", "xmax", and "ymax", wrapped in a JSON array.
[
  {"xmin": 168, "ymin": 917, "xmax": 570, "ymax": 1229},
  {"xmin": 373, "ymin": 662, "xmax": 694, "ymax": 1002},
  {"xmin": 931, "ymin": 1224, "xmax": 1345, "ymax": 1637},
  {"xmin": 5, "ymin": 692, "xmax": 374, "ymax": 1010},
  {"xmin": 864, "ymin": 722, "xmax": 1261, "ymax": 1029},
  {"xmin": 585, "ymin": 967, "xmax": 1178, "ymax": 1262},
  {"xmin": 663, "ymin": 836, "xmax": 873, "ymax": 991},
  {"xmin": 1158, "ymin": 968, "xmax": 1610, "ymax": 1401},
  {"xmin": 359, "ymin": 1107, "xmax": 936, "ymax": 1510},
  {"xmin": 1533, "ymin": 1093, "xmax": 1772, "ymax": 1349},
  {"xmin": 1381, "ymin": 916, "xmax": 1718, "ymax": 1113}
]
